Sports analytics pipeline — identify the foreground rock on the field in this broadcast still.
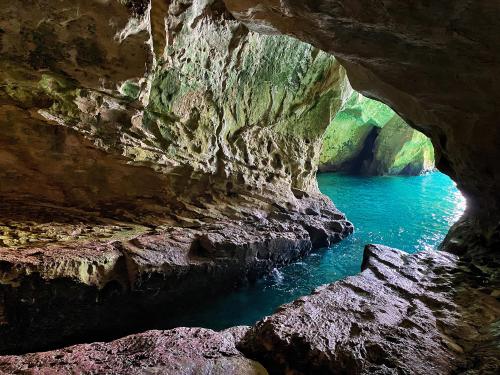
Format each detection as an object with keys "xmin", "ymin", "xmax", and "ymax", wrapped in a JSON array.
[
  {"xmin": 239, "ymin": 244, "xmax": 500, "ymax": 374},
  {"xmin": 0, "ymin": 199, "xmax": 352, "ymax": 354},
  {"xmin": 2, "ymin": 242, "xmax": 497, "ymax": 373},
  {"xmin": 0, "ymin": 327, "xmax": 268, "ymax": 375}
]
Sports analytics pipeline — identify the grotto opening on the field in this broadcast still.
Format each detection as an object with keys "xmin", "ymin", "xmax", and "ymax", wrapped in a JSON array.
[{"xmin": 0, "ymin": 1, "xmax": 498, "ymax": 374}]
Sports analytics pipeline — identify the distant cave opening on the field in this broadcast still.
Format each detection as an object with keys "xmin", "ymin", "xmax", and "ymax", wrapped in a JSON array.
[
  {"xmin": 318, "ymin": 92, "xmax": 436, "ymax": 177},
  {"xmin": 316, "ymin": 90, "xmax": 466, "ymax": 253},
  {"xmin": 328, "ymin": 125, "xmax": 380, "ymax": 175}
]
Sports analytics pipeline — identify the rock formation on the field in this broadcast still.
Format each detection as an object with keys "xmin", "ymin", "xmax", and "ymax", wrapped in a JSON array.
[
  {"xmin": 238, "ymin": 243, "xmax": 500, "ymax": 374},
  {"xmin": 0, "ymin": 0, "xmax": 353, "ymax": 352},
  {"xmin": 224, "ymin": 0, "xmax": 500, "ymax": 223},
  {"xmin": 0, "ymin": 327, "xmax": 268, "ymax": 375},
  {"xmin": 0, "ymin": 0, "xmax": 499, "ymax": 373},
  {"xmin": 1, "ymin": 244, "xmax": 498, "ymax": 374},
  {"xmin": 0, "ymin": 0, "xmax": 349, "ymax": 223},
  {"xmin": 368, "ymin": 115, "xmax": 435, "ymax": 176},
  {"xmin": 222, "ymin": 1, "xmax": 500, "ymax": 372},
  {"xmin": 319, "ymin": 92, "xmax": 435, "ymax": 175}
]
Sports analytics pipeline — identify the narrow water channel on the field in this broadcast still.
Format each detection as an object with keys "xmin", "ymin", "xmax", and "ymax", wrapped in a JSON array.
[{"xmin": 167, "ymin": 172, "xmax": 466, "ymax": 330}]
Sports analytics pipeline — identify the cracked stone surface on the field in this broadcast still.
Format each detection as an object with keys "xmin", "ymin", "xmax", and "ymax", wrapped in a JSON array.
[
  {"xmin": 1, "ymin": 242, "xmax": 497, "ymax": 374},
  {"xmin": 0, "ymin": 207, "xmax": 352, "ymax": 353}
]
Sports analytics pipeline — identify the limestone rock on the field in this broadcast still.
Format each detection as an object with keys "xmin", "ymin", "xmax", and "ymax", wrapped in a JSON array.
[
  {"xmin": 239, "ymin": 244, "xmax": 500, "ymax": 374},
  {"xmin": 0, "ymin": 0, "xmax": 354, "ymax": 352},
  {"xmin": 224, "ymin": 0, "xmax": 500, "ymax": 222},
  {"xmin": 0, "ymin": 0, "xmax": 349, "ymax": 222},
  {"xmin": 319, "ymin": 92, "xmax": 388, "ymax": 173},
  {"xmin": 319, "ymin": 92, "xmax": 435, "ymax": 175},
  {"xmin": 367, "ymin": 116, "xmax": 435, "ymax": 176},
  {"xmin": 0, "ymin": 204, "xmax": 352, "ymax": 353},
  {"xmin": 0, "ymin": 327, "xmax": 268, "ymax": 375}
]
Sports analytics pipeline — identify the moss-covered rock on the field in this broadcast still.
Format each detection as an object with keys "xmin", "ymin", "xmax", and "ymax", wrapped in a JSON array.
[
  {"xmin": 144, "ymin": 14, "xmax": 347, "ymax": 196},
  {"xmin": 368, "ymin": 116, "xmax": 435, "ymax": 175},
  {"xmin": 0, "ymin": 0, "xmax": 354, "ymax": 229},
  {"xmin": 319, "ymin": 92, "xmax": 435, "ymax": 175}
]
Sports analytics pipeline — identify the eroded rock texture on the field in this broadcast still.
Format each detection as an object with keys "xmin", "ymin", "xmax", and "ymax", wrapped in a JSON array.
[
  {"xmin": 239, "ymin": 244, "xmax": 500, "ymax": 374},
  {"xmin": 0, "ymin": 0, "xmax": 348, "ymax": 222},
  {"xmin": 0, "ymin": 0, "xmax": 499, "ymax": 372},
  {"xmin": 0, "ymin": 327, "xmax": 268, "ymax": 375},
  {"xmin": 224, "ymin": 0, "xmax": 500, "ymax": 221},
  {"xmin": 0, "ymin": 201, "xmax": 353, "ymax": 353},
  {"xmin": 0, "ymin": 0, "xmax": 354, "ymax": 352},
  {"xmin": 1, "ymin": 244, "xmax": 497, "ymax": 374}
]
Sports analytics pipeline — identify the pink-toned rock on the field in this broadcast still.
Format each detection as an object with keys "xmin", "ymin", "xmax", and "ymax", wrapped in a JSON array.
[
  {"xmin": 0, "ymin": 327, "xmax": 268, "ymax": 375},
  {"xmin": 0, "ymin": 212, "xmax": 351, "ymax": 354},
  {"xmin": 239, "ymin": 243, "xmax": 500, "ymax": 374}
]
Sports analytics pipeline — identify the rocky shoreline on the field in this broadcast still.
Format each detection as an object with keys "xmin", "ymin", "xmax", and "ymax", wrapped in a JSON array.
[
  {"xmin": 2, "ymin": 242, "xmax": 497, "ymax": 374},
  {"xmin": 0, "ymin": 196, "xmax": 352, "ymax": 354}
]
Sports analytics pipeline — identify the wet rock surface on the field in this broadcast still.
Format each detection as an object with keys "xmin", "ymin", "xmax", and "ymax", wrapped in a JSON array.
[
  {"xmin": 0, "ymin": 327, "xmax": 268, "ymax": 375},
  {"xmin": 0, "ymin": 198, "xmax": 352, "ymax": 354},
  {"xmin": 1, "ymin": 243, "xmax": 497, "ymax": 374},
  {"xmin": 239, "ymin": 243, "xmax": 500, "ymax": 374}
]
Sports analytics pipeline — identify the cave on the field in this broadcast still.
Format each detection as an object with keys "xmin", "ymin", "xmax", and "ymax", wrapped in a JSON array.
[{"xmin": 0, "ymin": 1, "xmax": 499, "ymax": 374}]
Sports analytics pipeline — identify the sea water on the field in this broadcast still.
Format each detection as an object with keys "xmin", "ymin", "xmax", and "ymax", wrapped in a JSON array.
[{"xmin": 170, "ymin": 172, "xmax": 466, "ymax": 329}]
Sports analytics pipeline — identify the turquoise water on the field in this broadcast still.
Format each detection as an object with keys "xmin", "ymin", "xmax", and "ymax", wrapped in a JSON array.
[{"xmin": 173, "ymin": 172, "xmax": 465, "ymax": 329}]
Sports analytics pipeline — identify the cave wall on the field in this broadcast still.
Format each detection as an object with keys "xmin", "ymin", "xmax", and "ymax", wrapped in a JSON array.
[
  {"xmin": 0, "ymin": 0, "xmax": 497, "ymax": 364},
  {"xmin": 368, "ymin": 116, "xmax": 435, "ymax": 176},
  {"xmin": 0, "ymin": 0, "xmax": 351, "ymax": 225},
  {"xmin": 144, "ymin": 1, "xmax": 348, "ymax": 210},
  {"xmin": 0, "ymin": 1, "xmax": 358, "ymax": 350},
  {"xmin": 224, "ymin": 0, "xmax": 500, "ymax": 227}
]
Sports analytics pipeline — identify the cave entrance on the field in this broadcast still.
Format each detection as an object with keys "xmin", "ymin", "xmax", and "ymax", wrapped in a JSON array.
[{"xmin": 319, "ymin": 91, "xmax": 436, "ymax": 176}]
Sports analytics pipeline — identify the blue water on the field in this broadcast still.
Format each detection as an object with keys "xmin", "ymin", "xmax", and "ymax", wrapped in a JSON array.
[{"xmin": 174, "ymin": 172, "xmax": 465, "ymax": 329}]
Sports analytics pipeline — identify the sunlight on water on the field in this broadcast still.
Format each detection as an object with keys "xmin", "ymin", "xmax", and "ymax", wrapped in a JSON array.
[{"xmin": 172, "ymin": 172, "xmax": 465, "ymax": 330}]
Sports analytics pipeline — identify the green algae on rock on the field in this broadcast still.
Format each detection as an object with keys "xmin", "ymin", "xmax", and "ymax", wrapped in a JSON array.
[
  {"xmin": 319, "ymin": 92, "xmax": 435, "ymax": 175},
  {"xmin": 368, "ymin": 116, "xmax": 435, "ymax": 176},
  {"xmin": 0, "ymin": 0, "xmax": 350, "ymax": 222},
  {"xmin": 225, "ymin": 0, "xmax": 500, "ymax": 220},
  {"xmin": 0, "ymin": 0, "xmax": 354, "ymax": 353}
]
